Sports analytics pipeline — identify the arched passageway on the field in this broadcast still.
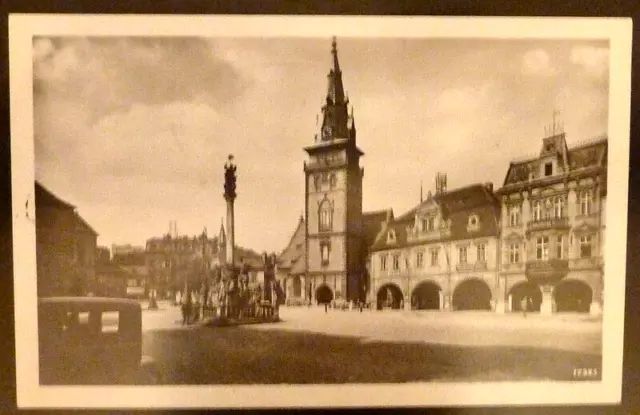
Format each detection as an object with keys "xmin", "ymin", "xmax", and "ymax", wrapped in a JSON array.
[
  {"xmin": 554, "ymin": 280, "xmax": 592, "ymax": 312},
  {"xmin": 509, "ymin": 281, "xmax": 542, "ymax": 312},
  {"xmin": 452, "ymin": 278, "xmax": 492, "ymax": 311},
  {"xmin": 377, "ymin": 284, "xmax": 404, "ymax": 310},
  {"xmin": 315, "ymin": 285, "xmax": 333, "ymax": 305},
  {"xmin": 411, "ymin": 281, "xmax": 442, "ymax": 310}
]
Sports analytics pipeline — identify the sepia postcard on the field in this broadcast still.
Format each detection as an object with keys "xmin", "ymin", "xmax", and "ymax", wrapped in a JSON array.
[{"xmin": 9, "ymin": 14, "xmax": 632, "ymax": 409}]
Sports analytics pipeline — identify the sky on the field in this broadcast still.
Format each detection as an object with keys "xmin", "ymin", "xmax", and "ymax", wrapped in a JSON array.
[{"xmin": 32, "ymin": 36, "xmax": 610, "ymax": 255}]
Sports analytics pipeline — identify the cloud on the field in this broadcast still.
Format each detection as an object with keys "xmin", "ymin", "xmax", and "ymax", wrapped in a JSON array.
[
  {"xmin": 33, "ymin": 37, "xmax": 248, "ymax": 122},
  {"xmin": 570, "ymin": 46, "xmax": 609, "ymax": 78},
  {"xmin": 521, "ymin": 49, "xmax": 555, "ymax": 76}
]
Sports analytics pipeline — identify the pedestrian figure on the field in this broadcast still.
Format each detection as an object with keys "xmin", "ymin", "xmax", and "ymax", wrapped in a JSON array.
[
  {"xmin": 274, "ymin": 280, "xmax": 285, "ymax": 320},
  {"xmin": 182, "ymin": 291, "xmax": 193, "ymax": 325},
  {"xmin": 324, "ymin": 301, "xmax": 328, "ymax": 313},
  {"xmin": 521, "ymin": 295, "xmax": 528, "ymax": 318}
]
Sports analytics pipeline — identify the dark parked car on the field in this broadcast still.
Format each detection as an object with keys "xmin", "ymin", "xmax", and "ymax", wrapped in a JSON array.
[{"xmin": 38, "ymin": 297, "xmax": 159, "ymax": 384}]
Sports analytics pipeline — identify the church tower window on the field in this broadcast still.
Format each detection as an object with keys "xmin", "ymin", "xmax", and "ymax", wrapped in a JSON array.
[
  {"xmin": 318, "ymin": 199, "xmax": 333, "ymax": 232},
  {"xmin": 329, "ymin": 173, "xmax": 337, "ymax": 189}
]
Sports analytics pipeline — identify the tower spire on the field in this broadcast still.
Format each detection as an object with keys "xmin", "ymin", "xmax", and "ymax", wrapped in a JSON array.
[
  {"xmin": 319, "ymin": 36, "xmax": 349, "ymax": 141},
  {"xmin": 326, "ymin": 36, "xmax": 345, "ymax": 106}
]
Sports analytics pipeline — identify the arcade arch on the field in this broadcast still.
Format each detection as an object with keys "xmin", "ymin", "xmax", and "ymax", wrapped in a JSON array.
[
  {"xmin": 554, "ymin": 280, "xmax": 592, "ymax": 313},
  {"xmin": 411, "ymin": 281, "xmax": 442, "ymax": 310},
  {"xmin": 509, "ymin": 281, "xmax": 542, "ymax": 312},
  {"xmin": 377, "ymin": 283, "xmax": 404, "ymax": 310},
  {"xmin": 315, "ymin": 284, "xmax": 333, "ymax": 305},
  {"xmin": 452, "ymin": 278, "xmax": 492, "ymax": 311}
]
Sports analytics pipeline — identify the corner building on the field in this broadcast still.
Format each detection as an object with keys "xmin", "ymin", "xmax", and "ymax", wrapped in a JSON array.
[
  {"xmin": 368, "ymin": 183, "xmax": 501, "ymax": 311},
  {"xmin": 495, "ymin": 132, "xmax": 607, "ymax": 315},
  {"xmin": 303, "ymin": 39, "xmax": 364, "ymax": 304}
]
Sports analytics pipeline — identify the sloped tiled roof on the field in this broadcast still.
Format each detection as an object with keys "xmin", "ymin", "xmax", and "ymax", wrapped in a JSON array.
[
  {"xmin": 35, "ymin": 181, "xmax": 75, "ymax": 210},
  {"xmin": 236, "ymin": 247, "xmax": 264, "ymax": 269},
  {"xmin": 361, "ymin": 209, "xmax": 393, "ymax": 249},
  {"xmin": 277, "ymin": 216, "xmax": 306, "ymax": 275},
  {"xmin": 370, "ymin": 184, "xmax": 500, "ymax": 252},
  {"xmin": 502, "ymin": 137, "xmax": 607, "ymax": 186},
  {"xmin": 74, "ymin": 212, "xmax": 98, "ymax": 236}
]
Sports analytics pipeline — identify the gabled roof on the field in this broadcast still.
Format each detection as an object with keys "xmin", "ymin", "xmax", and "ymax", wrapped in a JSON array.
[
  {"xmin": 74, "ymin": 212, "xmax": 98, "ymax": 236},
  {"xmin": 277, "ymin": 216, "xmax": 306, "ymax": 275},
  {"xmin": 361, "ymin": 209, "xmax": 393, "ymax": 249},
  {"xmin": 35, "ymin": 181, "xmax": 75, "ymax": 210},
  {"xmin": 370, "ymin": 183, "xmax": 500, "ymax": 252},
  {"xmin": 236, "ymin": 247, "xmax": 264, "ymax": 270},
  {"xmin": 501, "ymin": 136, "xmax": 607, "ymax": 187}
]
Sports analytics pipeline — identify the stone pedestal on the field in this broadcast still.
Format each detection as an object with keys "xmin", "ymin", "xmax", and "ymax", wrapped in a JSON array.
[
  {"xmin": 495, "ymin": 299, "xmax": 506, "ymax": 314},
  {"xmin": 404, "ymin": 297, "xmax": 411, "ymax": 311},
  {"xmin": 590, "ymin": 301, "xmax": 602, "ymax": 316}
]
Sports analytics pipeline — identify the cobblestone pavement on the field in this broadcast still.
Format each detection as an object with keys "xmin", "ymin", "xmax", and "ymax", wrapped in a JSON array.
[
  {"xmin": 141, "ymin": 302, "xmax": 601, "ymax": 354},
  {"xmin": 251, "ymin": 306, "xmax": 602, "ymax": 354}
]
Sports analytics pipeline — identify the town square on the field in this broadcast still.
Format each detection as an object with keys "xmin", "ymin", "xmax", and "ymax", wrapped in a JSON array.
[{"xmin": 11, "ymin": 15, "xmax": 631, "ymax": 408}]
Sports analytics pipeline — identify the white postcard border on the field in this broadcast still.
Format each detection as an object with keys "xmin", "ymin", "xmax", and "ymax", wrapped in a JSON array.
[{"xmin": 9, "ymin": 14, "xmax": 632, "ymax": 408}]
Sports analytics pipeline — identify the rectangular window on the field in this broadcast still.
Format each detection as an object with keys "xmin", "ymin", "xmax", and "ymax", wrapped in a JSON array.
[
  {"xmin": 477, "ymin": 244, "xmax": 486, "ymax": 262},
  {"xmin": 580, "ymin": 235, "xmax": 592, "ymax": 258},
  {"xmin": 421, "ymin": 218, "xmax": 428, "ymax": 232},
  {"xmin": 416, "ymin": 251, "xmax": 424, "ymax": 268},
  {"xmin": 556, "ymin": 235, "xmax": 564, "ymax": 259},
  {"xmin": 101, "ymin": 311, "xmax": 119, "ymax": 334},
  {"xmin": 430, "ymin": 249, "xmax": 439, "ymax": 266},
  {"xmin": 536, "ymin": 236, "xmax": 549, "ymax": 260},
  {"xmin": 533, "ymin": 200, "xmax": 542, "ymax": 221},
  {"xmin": 509, "ymin": 244, "xmax": 520, "ymax": 264},
  {"xmin": 392, "ymin": 254, "xmax": 400, "ymax": 270},
  {"xmin": 380, "ymin": 254, "xmax": 387, "ymax": 271},
  {"xmin": 509, "ymin": 206, "xmax": 521, "ymax": 227},
  {"xmin": 554, "ymin": 196, "xmax": 565, "ymax": 218},
  {"xmin": 427, "ymin": 216, "xmax": 435, "ymax": 231},
  {"xmin": 579, "ymin": 190, "xmax": 593, "ymax": 216},
  {"xmin": 544, "ymin": 162, "xmax": 553, "ymax": 176},
  {"xmin": 459, "ymin": 246, "xmax": 467, "ymax": 265},
  {"xmin": 320, "ymin": 243, "xmax": 330, "ymax": 265}
]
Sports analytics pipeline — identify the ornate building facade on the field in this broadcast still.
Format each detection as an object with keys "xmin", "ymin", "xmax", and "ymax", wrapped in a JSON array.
[
  {"xmin": 495, "ymin": 132, "xmax": 607, "ymax": 315},
  {"xmin": 368, "ymin": 182, "xmax": 501, "ymax": 311}
]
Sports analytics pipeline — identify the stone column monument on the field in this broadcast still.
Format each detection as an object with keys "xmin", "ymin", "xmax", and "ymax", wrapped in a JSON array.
[
  {"xmin": 222, "ymin": 154, "xmax": 237, "ymax": 318},
  {"xmin": 224, "ymin": 154, "xmax": 237, "ymax": 266}
]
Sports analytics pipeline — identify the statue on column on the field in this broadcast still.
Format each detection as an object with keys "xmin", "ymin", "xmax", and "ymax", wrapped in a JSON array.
[{"xmin": 224, "ymin": 154, "xmax": 237, "ymax": 200}]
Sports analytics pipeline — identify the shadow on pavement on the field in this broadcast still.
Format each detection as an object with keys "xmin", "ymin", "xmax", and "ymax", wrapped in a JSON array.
[{"xmin": 141, "ymin": 324, "xmax": 601, "ymax": 385}]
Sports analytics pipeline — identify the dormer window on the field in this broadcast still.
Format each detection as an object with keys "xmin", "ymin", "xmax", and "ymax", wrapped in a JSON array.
[
  {"xmin": 420, "ymin": 215, "xmax": 435, "ymax": 232},
  {"xmin": 544, "ymin": 162, "xmax": 553, "ymax": 176},
  {"xmin": 467, "ymin": 214, "xmax": 480, "ymax": 231},
  {"xmin": 387, "ymin": 229, "xmax": 396, "ymax": 243}
]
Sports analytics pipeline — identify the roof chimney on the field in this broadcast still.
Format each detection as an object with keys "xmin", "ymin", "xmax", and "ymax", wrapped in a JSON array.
[{"xmin": 484, "ymin": 182, "xmax": 494, "ymax": 193}]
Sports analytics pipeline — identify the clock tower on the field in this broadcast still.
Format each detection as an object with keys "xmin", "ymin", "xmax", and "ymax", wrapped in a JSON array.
[{"xmin": 303, "ymin": 37, "xmax": 364, "ymax": 304}]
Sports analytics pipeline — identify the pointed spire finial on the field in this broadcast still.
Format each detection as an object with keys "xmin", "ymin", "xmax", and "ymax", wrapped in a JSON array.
[{"xmin": 420, "ymin": 180, "xmax": 423, "ymax": 203}]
